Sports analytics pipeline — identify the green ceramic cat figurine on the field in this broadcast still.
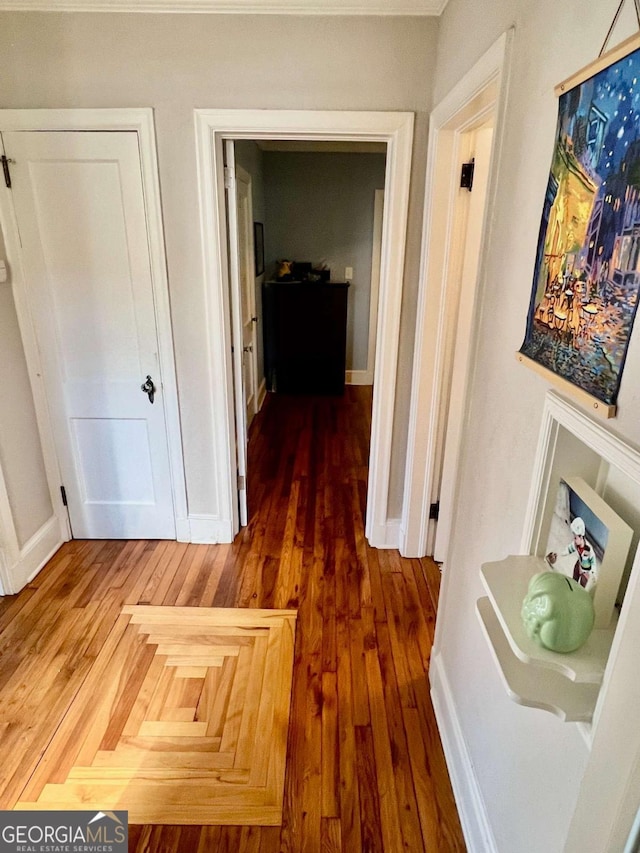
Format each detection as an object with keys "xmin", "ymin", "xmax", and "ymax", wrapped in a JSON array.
[{"xmin": 521, "ymin": 571, "xmax": 595, "ymax": 653}]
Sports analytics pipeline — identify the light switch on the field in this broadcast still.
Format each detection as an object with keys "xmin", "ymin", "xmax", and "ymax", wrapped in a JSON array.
[{"xmin": 345, "ymin": 266, "xmax": 353, "ymax": 280}]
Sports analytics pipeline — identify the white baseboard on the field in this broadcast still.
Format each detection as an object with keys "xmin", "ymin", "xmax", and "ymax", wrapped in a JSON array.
[
  {"xmin": 398, "ymin": 519, "xmax": 415, "ymax": 558},
  {"xmin": 346, "ymin": 369, "xmax": 374, "ymax": 386},
  {"xmin": 175, "ymin": 516, "xmax": 191, "ymax": 543},
  {"xmin": 367, "ymin": 517, "xmax": 400, "ymax": 549},
  {"xmin": 257, "ymin": 377, "xmax": 267, "ymax": 411},
  {"xmin": 188, "ymin": 514, "xmax": 234, "ymax": 544},
  {"xmin": 430, "ymin": 652, "xmax": 497, "ymax": 853},
  {"xmin": 1, "ymin": 515, "xmax": 65, "ymax": 595},
  {"xmin": 0, "ymin": 550, "xmax": 6, "ymax": 596}
]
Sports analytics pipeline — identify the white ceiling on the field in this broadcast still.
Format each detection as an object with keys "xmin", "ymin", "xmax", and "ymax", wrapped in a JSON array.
[{"xmin": 0, "ymin": 0, "xmax": 448, "ymax": 13}]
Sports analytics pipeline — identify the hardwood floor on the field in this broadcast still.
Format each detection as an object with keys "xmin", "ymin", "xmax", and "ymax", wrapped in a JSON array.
[{"xmin": 0, "ymin": 386, "xmax": 464, "ymax": 852}]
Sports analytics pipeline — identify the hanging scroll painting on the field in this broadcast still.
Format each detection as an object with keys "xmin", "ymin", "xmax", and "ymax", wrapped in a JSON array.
[{"xmin": 518, "ymin": 35, "xmax": 640, "ymax": 416}]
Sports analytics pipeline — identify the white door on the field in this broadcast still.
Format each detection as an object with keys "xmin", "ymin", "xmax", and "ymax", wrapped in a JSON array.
[
  {"xmin": 432, "ymin": 124, "xmax": 494, "ymax": 562},
  {"xmin": 225, "ymin": 142, "xmax": 258, "ymax": 526},
  {"xmin": 236, "ymin": 168, "xmax": 258, "ymax": 429},
  {"xmin": 3, "ymin": 130, "xmax": 176, "ymax": 539}
]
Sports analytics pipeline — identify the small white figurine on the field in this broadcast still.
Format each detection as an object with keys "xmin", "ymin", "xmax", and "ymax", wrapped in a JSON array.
[{"xmin": 547, "ymin": 516, "xmax": 597, "ymax": 592}]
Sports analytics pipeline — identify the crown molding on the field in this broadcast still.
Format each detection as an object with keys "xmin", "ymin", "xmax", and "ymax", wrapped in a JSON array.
[{"xmin": 0, "ymin": 0, "xmax": 449, "ymax": 13}]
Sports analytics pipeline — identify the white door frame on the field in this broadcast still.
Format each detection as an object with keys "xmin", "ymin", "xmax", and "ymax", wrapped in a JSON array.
[
  {"xmin": 0, "ymin": 108, "xmax": 189, "ymax": 555},
  {"xmin": 347, "ymin": 187, "xmax": 384, "ymax": 387},
  {"xmin": 232, "ymin": 161, "xmax": 259, "ymax": 426},
  {"xmin": 0, "ymin": 451, "xmax": 18, "ymax": 594},
  {"xmin": 431, "ymin": 122, "xmax": 495, "ymax": 563},
  {"xmin": 236, "ymin": 166, "xmax": 259, "ymax": 426},
  {"xmin": 194, "ymin": 109, "xmax": 414, "ymax": 546},
  {"xmin": 400, "ymin": 32, "xmax": 512, "ymax": 558},
  {"xmin": 225, "ymin": 148, "xmax": 254, "ymax": 526}
]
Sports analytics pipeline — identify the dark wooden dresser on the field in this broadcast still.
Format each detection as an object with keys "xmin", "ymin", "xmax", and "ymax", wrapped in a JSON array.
[{"xmin": 262, "ymin": 280, "xmax": 350, "ymax": 394}]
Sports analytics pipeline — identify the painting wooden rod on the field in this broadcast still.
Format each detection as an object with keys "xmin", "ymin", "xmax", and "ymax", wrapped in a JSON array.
[
  {"xmin": 515, "ymin": 353, "xmax": 617, "ymax": 420},
  {"xmin": 555, "ymin": 32, "xmax": 640, "ymax": 95}
]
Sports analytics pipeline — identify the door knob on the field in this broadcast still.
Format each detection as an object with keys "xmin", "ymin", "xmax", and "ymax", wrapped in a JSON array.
[{"xmin": 141, "ymin": 375, "xmax": 156, "ymax": 404}]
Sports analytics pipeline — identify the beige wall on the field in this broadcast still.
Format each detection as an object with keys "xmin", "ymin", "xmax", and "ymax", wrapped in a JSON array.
[
  {"xmin": 432, "ymin": 1, "xmax": 640, "ymax": 850},
  {"xmin": 0, "ymin": 12, "xmax": 437, "ymax": 520}
]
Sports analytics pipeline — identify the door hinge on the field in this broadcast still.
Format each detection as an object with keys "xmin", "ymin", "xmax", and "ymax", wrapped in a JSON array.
[
  {"xmin": 460, "ymin": 158, "xmax": 475, "ymax": 191},
  {"xmin": 237, "ymin": 474, "xmax": 246, "ymax": 491},
  {"xmin": 224, "ymin": 166, "xmax": 234, "ymax": 190},
  {"xmin": 429, "ymin": 501, "xmax": 440, "ymax": 521},
  {"xmin": 1, "ymin": 156, "xmax": 13, "ymax": 189},
  {"xmin": 60, "ymin": 485, "xmax": 68, "ymax": 507}
]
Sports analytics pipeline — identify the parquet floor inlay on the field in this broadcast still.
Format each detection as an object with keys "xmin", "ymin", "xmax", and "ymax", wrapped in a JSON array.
[{"xmin": 14, "ymin": 606, "xmax": 297, "ymax": 825}]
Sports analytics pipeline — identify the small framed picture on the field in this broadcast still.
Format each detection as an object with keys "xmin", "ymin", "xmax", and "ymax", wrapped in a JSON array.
[
  {"xmin": 254, "ymin": 222, "xmax": 264, "ymax": 277},
  {"xmin": 544, "ymin": 476, "xmax": 633, "ymax": 627}
]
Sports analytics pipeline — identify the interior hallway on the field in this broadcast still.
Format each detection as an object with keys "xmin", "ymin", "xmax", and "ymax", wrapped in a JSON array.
[{"xmin": 0, "ymin": 386, "xmax": 464, "ymax": 851}]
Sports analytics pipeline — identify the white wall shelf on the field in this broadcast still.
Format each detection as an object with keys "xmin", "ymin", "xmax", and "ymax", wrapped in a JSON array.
[
  {"xmin": 480, "ymin": 555, "xmax": 617, "ymax": 685},
  {"xmin": 476, "ymin": 597, "xmax": 600, "ymax": 722},
  {"xmin": 476, "ymin": 391, "xmax": 640, "ymax": 726},
  {"xmin": 477, "ymin": 555, "xmax": 618, "ymax": 723}
]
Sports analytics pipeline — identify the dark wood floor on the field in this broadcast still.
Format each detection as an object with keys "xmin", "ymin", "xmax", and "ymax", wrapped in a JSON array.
[{"xmin": 0, "ymin": 386, "xmax": 464, "ymax": 852}]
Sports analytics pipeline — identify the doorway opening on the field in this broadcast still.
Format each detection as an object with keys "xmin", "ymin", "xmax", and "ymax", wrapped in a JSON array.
[
  {"xmin": 225, "ymin": 138, "xmax": 387, "ymax": 526},
  {"xmin": 195, "ymin": 110, "xmax": 414, "ymax": 547}
]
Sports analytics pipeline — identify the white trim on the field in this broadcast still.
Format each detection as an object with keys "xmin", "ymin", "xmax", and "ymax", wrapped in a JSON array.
[
  {"xmin": 188, "ymin": 513, "xmax": 234, "ymax": 544},
  {"xmin": 22, "ymin": 516, "xmax": 63, "ymax": 585},
  {"xmin": 400, "ymin": 31, "xmax": 512, "ymax": 559},
  {"xmin": 0, "ymin": 472, "xmax": 61, "ymax": 597},
  {"xmin": 0, "ymin": 0, "xmax": 448, "ymax": 13},
  {"xmin": 521, "ymin": 391, "xmax": 640, "ymax": 558},
  {"xmin": 0, "ymin": 154, "xmax": 70, "ymax": 547},
  {"xmin": 432, "ymin": 123, "xmax": 495, "ymax": 564},
  {"xmin": 0, "ymin": 128, "xmax": 70, "ymax": 547},
  {"xmin": 175, "ymin": 517, "xmax": 192, "ymax": 542},
  {"xmin": 257, "ymin": 377, "xmax": 267, "ymax": 412},
  {"xmin": 225, "ymin": 144, "xmax": 249, "ymax": 527},
  {"xmin": 0, "ymin": 552, "xmax": 6, "ymax": 596},
  {"xmin": 234, "ymin": 163, "xmax": 259, "ymax": 426},
  {"xmin": 195, "ymin": 118, "xmax": 239, "ymax": 539},
  {"xmin": 1, "ymin": 516, "xmax": 64, "ymax": 595},
  {"xmin": 430, "ymin": 652, "xmax": 498, "ymax": 853},
  {"xmin": 365, "ymin": 187, "xmax": 384, "ymax": 384},
  {"xmin": 0, "ymin": 108, "xmax": 188, "ymax": 545},
  {"xmin": 0, "ymin": 108, "xmax": 163, "ymax": 132},
  {"xmin": 135, "ymin": 111, "xmax": 190, "ymax": 537},
  {"xmin": 367, "ymin": 517, "xmax": 401, "ymax": 550},
  {"xmin": 194, "ymin": 109, "xmax": 414, "ymax": 549},
  {"xmin": 0, "ymin": 441, "xmax": 21, "ymax": 594},
  {"xmin": 345, "ymin": 369, "xmax": 373, "ymax": 386}
]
